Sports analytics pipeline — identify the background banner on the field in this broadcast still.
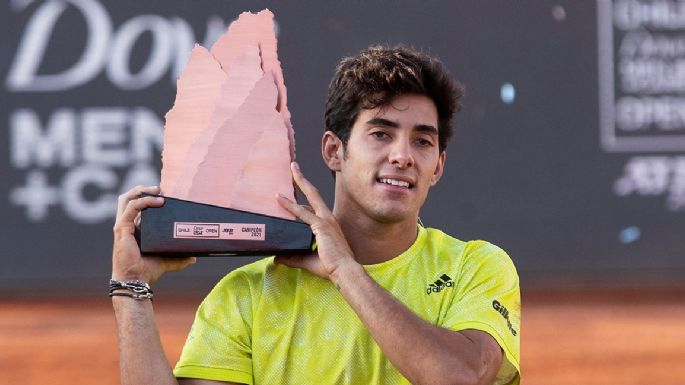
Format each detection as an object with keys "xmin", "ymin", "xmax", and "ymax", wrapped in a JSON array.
[{"xmin": 2, "ymin": 0, "xmax": 683, "ymax": 292}]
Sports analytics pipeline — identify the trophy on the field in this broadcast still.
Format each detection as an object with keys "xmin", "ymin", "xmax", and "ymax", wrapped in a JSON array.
[{"xmin": 137, "ymin": 10, "xmax": 313, "ymax": 256}]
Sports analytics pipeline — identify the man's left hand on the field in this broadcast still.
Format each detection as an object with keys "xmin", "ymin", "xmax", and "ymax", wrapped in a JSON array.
[{"xmin": 275, "ymin": 162, "xmax": 358, "ymax": 281}]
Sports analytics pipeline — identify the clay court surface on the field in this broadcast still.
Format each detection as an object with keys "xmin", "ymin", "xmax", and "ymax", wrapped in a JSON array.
[{"xmin": 2, "ymin": 287, "xmax": 684, "ymax": 385}]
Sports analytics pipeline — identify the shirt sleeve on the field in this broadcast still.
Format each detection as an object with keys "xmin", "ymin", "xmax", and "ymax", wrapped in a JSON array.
[
  {"xmin": 173, "ymin": 270, "xmax": 256, "ymax": 385},
  {"xmin": 441, "ymin": 240, "xmax": 521, "ymax": 385}
]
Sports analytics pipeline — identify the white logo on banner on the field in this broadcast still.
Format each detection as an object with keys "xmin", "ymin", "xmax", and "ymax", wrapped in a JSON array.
[
  {"xmin": 5, "ymin": 0, "xmax": 226, "ymax": 223},
  {"xmin": 6, "ymin": 0, "xmax": 226, "ymax": 91},
  {"xmin": 597, "ymin": 0, "xmax": 685, "ymax": 211}
]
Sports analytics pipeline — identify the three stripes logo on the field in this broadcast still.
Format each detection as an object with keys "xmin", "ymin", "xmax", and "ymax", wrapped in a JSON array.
[{"xmin": 426, "ymin": 274, "xmax": 454, "ymax": 295}]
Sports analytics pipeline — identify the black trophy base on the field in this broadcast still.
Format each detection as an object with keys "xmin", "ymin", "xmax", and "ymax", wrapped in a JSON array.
[{"xmin": 137, "ymin": 195, "xmax": 314, "ymax": 257}]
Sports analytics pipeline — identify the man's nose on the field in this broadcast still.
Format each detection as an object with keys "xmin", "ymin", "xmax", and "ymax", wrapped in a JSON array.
[{"xmin": 389, "ymin": 138, "xmax": 414, "ymax": 169}]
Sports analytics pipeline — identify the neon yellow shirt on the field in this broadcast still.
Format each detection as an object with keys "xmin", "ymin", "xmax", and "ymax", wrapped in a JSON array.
[{"xmin": 174, "ymin": 226, "xmax": 521, "ymax": 384}]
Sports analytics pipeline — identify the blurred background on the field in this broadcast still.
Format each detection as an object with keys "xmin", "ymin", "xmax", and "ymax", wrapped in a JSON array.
[{"xmin": 1, "ymin": 0, "xmax": 684, "ymax": 384}]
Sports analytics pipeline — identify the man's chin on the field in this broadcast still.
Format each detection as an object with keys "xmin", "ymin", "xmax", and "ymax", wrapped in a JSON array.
[{"xmin": 369, "ymin": 208, "xmax": 415, "ymax": 225}]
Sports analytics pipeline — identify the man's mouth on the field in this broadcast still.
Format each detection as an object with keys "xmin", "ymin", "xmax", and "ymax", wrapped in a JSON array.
[{"xmin": 377, "ymin": 178, "xmax": 413, "ymax": 189}]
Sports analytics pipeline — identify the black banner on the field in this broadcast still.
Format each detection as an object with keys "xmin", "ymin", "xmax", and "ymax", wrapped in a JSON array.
[{"xmin": 2, "ymin": 0, "xmax": 683, "ymax": 291}]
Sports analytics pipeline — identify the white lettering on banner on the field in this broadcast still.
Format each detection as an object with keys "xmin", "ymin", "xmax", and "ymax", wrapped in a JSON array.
[
  {"xmin": 613, "ymin": 0, "xmax": 685, "ymax": 30},
  {"xmin": 11, "ymin": 108, "xmax": 77, "ymax": 168},
  {"xmin": 9, "ymin": 171, "xmax": 61, "ymax": 222},
  {"xmin": 5, "ymin": 0, "xmax": 227, "ymax": 92},
  {"xmin": 616, "ymin": 96, "xmax": 685, "ymax": 131},
  {"xmin": 130, "ymin": 108, "xmax": 164, "ymax": 163},
  {"xmin": 6, "ymin": 0, "xmax": 110, "ymax": 92},
  {"xmin": 107, "ymin": 15, "xmax": 173, "ymax": 90},
  {"xmin": 599, "ymin": 0, "xmax": 685, "ymax": 152},
  {"xmin": 62, "ymin": 164, "xmax": 118, "ymax": 223},
  {"xmin": 82, "ymin": 108, "xmax": 129, "ymax": 166},
  {"xmin": 615, "ymin": 156, "xmax": 685, "ymax": 210},
  {"xmin": 10, "ymin": 108, "xmax": 163, "ymax": 168},
  {"xmin": 619, "ymin": 31, "xmax": 685, "ymax": 58},
  {"xmin": 9, "ymin": 107, "xmax": 162, "ymax": 223},
  {"xmin": 619, "ymin": 58, "xmax": 685, "ymax": 93},
  {"xmin": 4, "ymin": 1, "xmax": 228, "ymax": 223},
  {"xmin": 598, "ymin": 0, "xmax": 685, "ymax": 212}
]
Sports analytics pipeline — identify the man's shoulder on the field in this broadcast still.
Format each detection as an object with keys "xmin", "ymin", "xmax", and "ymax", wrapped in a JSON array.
[
  {"xmin": 423, "ymin": 226, "xmax": 499, "ymax": 254},
  {"xmin": 424, "ymin": 226, "xmax": 503, "ymax": 248},
  {"xmin": 422, "ymin": 226, "xmax": 464, "ymax": 249},
  {"xmin": 423, "ymin": 227, "xmax": 516, "ymax": 271}
]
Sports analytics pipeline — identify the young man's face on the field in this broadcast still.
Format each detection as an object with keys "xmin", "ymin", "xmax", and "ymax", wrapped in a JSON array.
[{"xmin": 332, "ymin": 93, "xmax": 445, "ymax": 225}]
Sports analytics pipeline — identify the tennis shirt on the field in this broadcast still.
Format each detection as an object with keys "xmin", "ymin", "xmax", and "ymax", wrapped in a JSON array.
[{"xmin": 174, "ymin": 226, "xmax": 521, "ymax": 384}]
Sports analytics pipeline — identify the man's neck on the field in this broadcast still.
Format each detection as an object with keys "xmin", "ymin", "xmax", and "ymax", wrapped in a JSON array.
[{"xmin": 333, "ymin": 209, "xmax": 419, "ymax": 265}]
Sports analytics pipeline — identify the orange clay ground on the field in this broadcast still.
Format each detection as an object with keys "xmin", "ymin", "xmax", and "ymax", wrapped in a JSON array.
[{"xmin": 1, "ymin": 287, "xmax": 684, "ymax": 385}]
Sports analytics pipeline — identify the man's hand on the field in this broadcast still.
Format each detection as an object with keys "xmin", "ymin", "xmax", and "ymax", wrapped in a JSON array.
[
  {"xmin": 112, "ymin": 185, "xmax": 196, "ymax": 284},
  {"xmin": 275, "ymin": 162, "xmax": 358, "ymax": 281}
]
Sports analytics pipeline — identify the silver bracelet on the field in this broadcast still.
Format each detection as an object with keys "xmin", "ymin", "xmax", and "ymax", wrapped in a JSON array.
[{"xmin": 109, "ymin": 279, "xmax": 153, "ymax": 300}]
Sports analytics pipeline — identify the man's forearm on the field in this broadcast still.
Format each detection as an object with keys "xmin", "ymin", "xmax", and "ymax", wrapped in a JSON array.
[
  {"xmin": 112, "ymin": 297, "xmax": 179, "ymax": 385},
  {"xmin": 330, "ymin": 262, "xmax": 496, "ymax": 385}
]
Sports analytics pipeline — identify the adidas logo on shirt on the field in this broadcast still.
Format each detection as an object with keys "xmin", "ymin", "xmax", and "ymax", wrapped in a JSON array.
[{"xmin": 426, "ymin": 274, "xmax": 454, "ymax": 295}]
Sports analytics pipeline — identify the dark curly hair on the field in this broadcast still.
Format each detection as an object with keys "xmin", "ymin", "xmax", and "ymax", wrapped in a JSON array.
[{"xmin": 325, "ymin": 45, "xmax": 463, "ymax": 153}]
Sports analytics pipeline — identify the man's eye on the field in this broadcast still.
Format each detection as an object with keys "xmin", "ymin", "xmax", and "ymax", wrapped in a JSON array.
[
  {"xmin": 416, "ymin": 138, "xmax": 434, "ymax": 147},
  {"xmin": 371, "ymin": 131, "xmax": 388, "ymax": 139}
]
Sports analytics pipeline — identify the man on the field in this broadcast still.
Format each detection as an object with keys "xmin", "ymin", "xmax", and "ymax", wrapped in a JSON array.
[{"xmin": 112, "ymin": 46, "xmax": 520, "ymax": 385}]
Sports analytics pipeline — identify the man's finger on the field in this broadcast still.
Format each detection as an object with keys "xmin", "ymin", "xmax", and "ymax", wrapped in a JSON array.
[
  {"xmin": 290, "ymin": 162, "xmax": 330, "ymax": 215},
  {"xmin": 133, "ymin": 212, "xmax": 142, "ymax": 227},
  {"xmin": 116, "ymin": 195, "xmax": 164, "ymax": 228},
  {"xmin": 163, "ymin": 257, "xmax": 197, "ymax": 272},
  {"xmin": 276, "ymin": 193, "xmax": 318, "ymax": 224},
  {"xmin": 117, "ymin": 185, "xmax": 161, "ymax": 218}
]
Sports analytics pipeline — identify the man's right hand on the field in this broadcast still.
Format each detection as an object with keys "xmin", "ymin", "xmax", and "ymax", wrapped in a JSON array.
[{"xmin": 112, "ymin": 185, "xmax": 196, "ymax": 284}]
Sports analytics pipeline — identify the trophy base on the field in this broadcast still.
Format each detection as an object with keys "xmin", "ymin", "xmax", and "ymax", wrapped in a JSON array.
[{"xmin": 136, "ymin": 195, "xmax": 314, "ymax": 257}]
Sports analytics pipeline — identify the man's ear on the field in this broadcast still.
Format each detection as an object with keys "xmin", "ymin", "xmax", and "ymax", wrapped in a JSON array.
[
  {"xmin": 430, "ymin": 151, "xmax": 446, "ymax": 186},
  {"xmin": 322, "ymin": 131, "xmax": 343, "ymax": 172}
]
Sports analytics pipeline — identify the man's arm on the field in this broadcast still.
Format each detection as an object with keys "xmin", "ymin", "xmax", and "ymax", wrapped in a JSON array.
[
  {"xmin": 276, "ymin": 164, "xmax": 502, "ymax": 385},
  {"xmin": 329, "ymin": 263, "xmax": 502, "ymax": 385},
  {"xmin": 112, "ymin": 299, "xmax": 240, "ymax": 385},
  {"xmin": 111, "ymin": 186, "xmax": 238, "ymax": 385}
]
